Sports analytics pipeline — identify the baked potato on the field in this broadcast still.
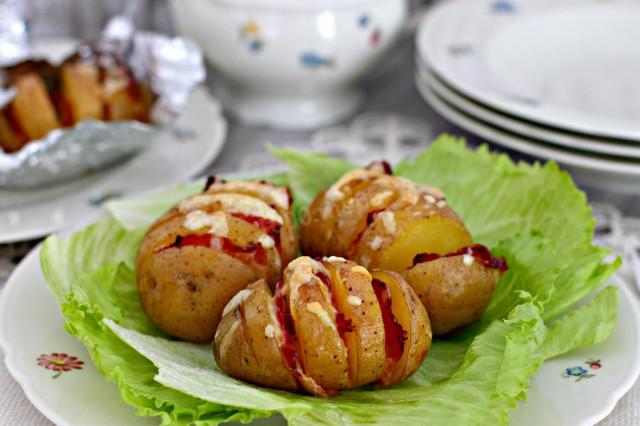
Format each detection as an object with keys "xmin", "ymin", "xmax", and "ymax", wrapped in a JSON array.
[
  {"xmin": 300, "ymin": 163, "xmax": 508, "ymax": 336},
  {"xmin": 403, "ymin": 245, "xmax": 507, "ymax": 335},
  {"xmin": 136, "ymin": 178, "xmax": 298, "ymax": 343},
  {"xmin": 213, "ymin": 256, "xmax": 432, "ymax": 396},
  {"xmin": 301, "ymin": 163, "xmax": 473, "ymax": 270},
  {"xmin": 0, "ymin": 48, "xmax": 154, "ymax": 153}
]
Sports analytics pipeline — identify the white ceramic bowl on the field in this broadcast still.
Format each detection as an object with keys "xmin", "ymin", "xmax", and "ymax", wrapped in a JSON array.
[{"xmin": 169, "ymin": 0, "xmax": 408, "ymax": 129}]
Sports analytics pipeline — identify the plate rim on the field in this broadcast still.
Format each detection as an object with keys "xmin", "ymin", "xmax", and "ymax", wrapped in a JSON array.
[
  {"xmin": 414, "ymin": 74, "xmax": 640, "ymax": 178},
  {"xmin": 415, "ymin": 57, "xmax": 640, "ymax": 160}
]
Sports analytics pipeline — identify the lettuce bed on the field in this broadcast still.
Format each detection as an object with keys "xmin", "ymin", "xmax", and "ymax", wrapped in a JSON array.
[{"xmin": 40, "ymin": 135, "xmax": 620, "ymax": 425}]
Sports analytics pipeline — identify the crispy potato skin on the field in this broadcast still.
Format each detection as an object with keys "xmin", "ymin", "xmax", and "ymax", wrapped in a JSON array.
[
  {"xmin": 213, "ymin": 280, "xmax": 299, "ymax": 391},
  {"xmin": 136, "ymin": 181, "xmax": 298, "ymax": 343},
  {"xmin": 213, "ymin": 257, "xmax": 431, "ymax": 396},
  {"xmin": 403, "ymin": 256, "xmax": 500, "ymax": 335}
]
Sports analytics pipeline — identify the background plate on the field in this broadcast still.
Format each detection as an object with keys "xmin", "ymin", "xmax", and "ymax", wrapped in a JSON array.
[
  {"xmin": 415, "ymin": 75, "xmax": 640, "ymax": 193},
  {"xmin": 415, "ymin": 58, "xmax": 640, "ymax": 159},
  {"xmin": 417, "ymin": 0, "xmax": 640, "ymax": 140}
]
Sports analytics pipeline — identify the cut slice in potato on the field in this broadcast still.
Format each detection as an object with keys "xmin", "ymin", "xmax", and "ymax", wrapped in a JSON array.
[
  {"xmin": 213, "ymin": 280, "xmax": 300, "ymax": 391},
  {"xmin": 287, "ymin": 258, "xmax": 350, "ymax": 392},
  {"xmin": 354, "ymin": 195, "xmax": 473, "ymax": 272},
  {"xmin": 324, "ymin": 258, "xmax": 386, "ymax": 388},
  {"xmin": 11, "ymin": 72, "xmax": 60, "ymax": 140},
  {"xmin": 60, "ymin": 63, "xmax": 103, "ymax": 122},
  {"xmin": 0, "ymin": 112, "xmax": 27, "ymax": 153},
  {"xmin": 371, "ymin": 270, "xmax": 431, "ymax": 387}
]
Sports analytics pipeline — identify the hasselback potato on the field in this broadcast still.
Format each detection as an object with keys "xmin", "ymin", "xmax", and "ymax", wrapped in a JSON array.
[
  {"xmin": 213, "ymin": 256, "xmax": 432, "ymax": 396},
  {"xmin": 300, "ymin": 163, "xmax": 507, "ymax": 335}
]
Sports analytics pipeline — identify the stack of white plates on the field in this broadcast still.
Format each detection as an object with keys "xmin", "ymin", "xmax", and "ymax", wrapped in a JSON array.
[{"xmin": 414, "ymin": 0, "xmax": 640, "ymax": 193}]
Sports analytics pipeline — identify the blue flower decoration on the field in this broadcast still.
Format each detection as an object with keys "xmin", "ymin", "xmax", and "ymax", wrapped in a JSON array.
[
  {"xmin": 300, "ymin": 51, "xmax": 335, "ymax": 69},
  {"xmin": 565, "ymin": 366, "xmax": 588, "ymax": 377},
  {"xmin": 491, "ymin": 1, "xmax": 517, "ymax": 14},
  {"xmin": 358, "ymin": 14, "xmax": 370, "ymax": 28}
]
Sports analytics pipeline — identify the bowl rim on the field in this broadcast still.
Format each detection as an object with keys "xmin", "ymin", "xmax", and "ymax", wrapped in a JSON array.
[{"xmin": 194, "ymin": 0, "xmax": 403, "ymax": 12}]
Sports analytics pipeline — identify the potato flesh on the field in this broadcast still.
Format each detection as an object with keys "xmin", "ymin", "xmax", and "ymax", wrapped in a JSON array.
[
  {"xmin": 376, "ymin": 215, "xmax": 473, "ymax": 272},
  {"xmin": 12, "ymin": 73, "xmax": 60, "ymax": 140}
]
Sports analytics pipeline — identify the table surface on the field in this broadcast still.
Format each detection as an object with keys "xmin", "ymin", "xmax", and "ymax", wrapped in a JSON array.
[{"xmin": 1, "ymin": 8, "xmax": 640, "ymax": 425}]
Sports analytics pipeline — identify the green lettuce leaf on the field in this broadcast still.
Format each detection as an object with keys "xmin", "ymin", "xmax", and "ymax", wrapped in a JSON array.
[{"xmin": 40, "ymin": 135, "xmax": 619, "ymax": 425}]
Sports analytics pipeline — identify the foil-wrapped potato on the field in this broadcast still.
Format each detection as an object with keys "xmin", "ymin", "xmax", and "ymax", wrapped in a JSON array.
[{"xmin": 0, "ymin": 48, "xmax": 154, "ymax": 153}]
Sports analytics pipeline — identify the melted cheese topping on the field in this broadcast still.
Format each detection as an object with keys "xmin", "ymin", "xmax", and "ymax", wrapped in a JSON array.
[
  {"xmin": 325, "ymin": 186, "xmax": 345, "ymax": 202},
  {"xmin": 370, "ymin": 236, "xmax": 383, "ymax": 251},
  {"xmin": 379, "ymin": 211, "xmax": 396, "ymax": 234},
  {"xmin": 206, "ymin": 181, "xmax": 290, "ymax": 210},
  {"xmin": 371, "ymin": 190, "xmax": 394, "ymax": 208},
  {"xmin": 183, "ymin": 211, "xmax": 229, "ymax": 236},
  {"xmin": 179, "ymin": 193, "xmax": 283, "ymax": 224},
  {"xmin": 258, "ymin": 234, "xmax": 275, "ymax": 249},
  {"xmin": 222, "ymin": 289, "xmax": 253, "ymax": 317},
  {"xmin": 264, "ymin": 323, "xmax": 275, "ymax": 338},
  {"xmin": 323, "ymin": 256, "xmax": 347, "ymax": 263},
  {"xmin": 287, "ymin": 257, "xmax": 325, "ymax": 288},
  {"xmin": 463, "ymin": 254, "xmax": 475, "ymax": 266},
  {"xmin": 306, "ymin": 302, "xmax": 336, "ymax": 331},
  {"xmin": 423, "ymin": 194, "xmax": 436, "ymax": 204},
  {"xmin": 347, "ymin": 295, "xmax": 363, "ymax": 306}
]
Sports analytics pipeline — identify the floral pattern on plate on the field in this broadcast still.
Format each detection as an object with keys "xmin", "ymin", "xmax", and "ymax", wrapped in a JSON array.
[
  {"xmin": 37, "ymin": 353, "xmax": 84, "ymax": 379},
  {"xmin": 562, "ymin": 359, "xmax": 602, "ymax": 382}
]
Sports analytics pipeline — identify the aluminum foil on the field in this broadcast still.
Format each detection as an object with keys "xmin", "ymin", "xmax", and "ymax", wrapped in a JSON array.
[{"xmin": 0, "ymin": 11, "xmax": 205, "ymax": 188}]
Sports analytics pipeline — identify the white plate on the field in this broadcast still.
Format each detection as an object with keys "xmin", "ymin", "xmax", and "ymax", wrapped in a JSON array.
[
  {"xmin": 415, "ymin": 75, "xmax": 640, "ymax": 193},
  {"xmin": 1, "ymin": 244, "xmax": 639, "ymax": 425},
  {"xmin": 415, "ymin": 58, "xmax": 640, "ymax": 159},
  {"xmin": 0, "ymin": 85, "xmax": 227, "ymax": 243},
  {"xmin": 417, "ymin": 0, "xmax": 640, "ymax": 140}
]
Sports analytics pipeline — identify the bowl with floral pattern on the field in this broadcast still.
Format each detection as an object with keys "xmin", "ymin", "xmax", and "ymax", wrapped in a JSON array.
[{"xmin": 168, "ymin": 0, "xmax": 408, "ymax": 129}]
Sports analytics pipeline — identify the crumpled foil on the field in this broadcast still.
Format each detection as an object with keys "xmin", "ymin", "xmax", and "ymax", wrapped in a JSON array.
[{"xmin": 0, "ymin": 10, "xmax": 205, "ymax": 188}]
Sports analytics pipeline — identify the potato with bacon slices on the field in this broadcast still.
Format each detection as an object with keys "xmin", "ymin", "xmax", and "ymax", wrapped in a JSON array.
[
  {"xmin": 136, "ymin": 178, "xmax": 298, "ymax": 343},
  {"xmin": 300, "ymin": 163, "xmax": 508, "ymax": 336},
  {"xmin": 213, "ymin": 256, "xmax": 432, "ymax": 395}
]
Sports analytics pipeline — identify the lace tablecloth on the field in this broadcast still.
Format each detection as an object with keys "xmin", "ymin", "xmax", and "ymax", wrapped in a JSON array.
[{"xmin": 2, "ymin": 2, "xmax": 640, "ymax": 424}]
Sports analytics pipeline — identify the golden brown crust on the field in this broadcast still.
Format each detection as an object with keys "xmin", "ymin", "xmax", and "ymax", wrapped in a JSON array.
[
  {"xmin": 136, "ymin": 181, "xmax": 299, "ymax": 342},
  {"xmin": 403, "ymin": 255, "xmax": 499, "ymax": 335}
]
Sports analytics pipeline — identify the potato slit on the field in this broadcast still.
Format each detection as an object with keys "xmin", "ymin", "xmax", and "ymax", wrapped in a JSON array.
[
  {"xmin": 321, "ymin": 263, "xmax": 359, "ymax": 388},
  {"xmin": 370, "ymin": 274, "xmax": 409, "ymax": 387},
  {"xmin": 238, "ymin": 302, "xmax": 258, "ymax": 362}
]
